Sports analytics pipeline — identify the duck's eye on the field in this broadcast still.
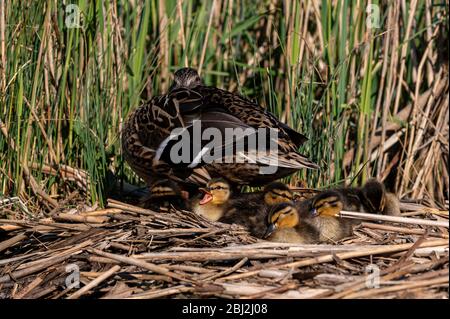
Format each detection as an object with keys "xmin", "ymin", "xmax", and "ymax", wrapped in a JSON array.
[{"xmin": 310, "ymin": 208, "xmax": 318, "ymax": 217}]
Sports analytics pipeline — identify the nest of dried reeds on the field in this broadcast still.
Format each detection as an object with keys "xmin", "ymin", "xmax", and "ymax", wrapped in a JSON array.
[{"xmin": 0, "ymin": 197, "xmax": 448, "ymax": 299}]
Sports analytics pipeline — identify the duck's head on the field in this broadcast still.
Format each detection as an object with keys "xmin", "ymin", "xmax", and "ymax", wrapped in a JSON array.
[
  {"xmin": 309, "ymin": 191, "xmax": 344, "ymax": 217},
  {"xmin": 169, "ymin": 67, "xmax": 203, "ymax": 91},
  {"xmin": 360, "ymin": 179, "xmax": 386, "ymax": 214},
  {"xmin": 264, "ymin": 202, "xmax": 299, "ymax": 238},
  {"xmin": 263, "ymin": 182, "xmax": 294, "ymax": 206},
  {"xmin": 198, "ymin": 178, "xmax": 231, "ymax": 205}
]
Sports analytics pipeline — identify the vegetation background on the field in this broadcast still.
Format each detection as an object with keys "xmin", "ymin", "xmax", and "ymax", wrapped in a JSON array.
[{"xmin": 0, "ymin": 0, "xmax": 448, "ymax": 213}]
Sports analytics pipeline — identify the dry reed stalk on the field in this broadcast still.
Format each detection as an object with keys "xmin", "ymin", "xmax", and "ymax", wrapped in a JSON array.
[
  {"xmin": 221, "ymin": 239, "xmax": 448, "ymax": 281},
  {"xmin": 52, "ymin": 213, "xmax": 109, "ymax": 224},
  {"xmin": 13, "ymin": 276, "xmax": 43, "ymax": 299},
  {"xmin": 344, "ymin": 275, "xmax": 448, "ymax": 299},
  {"xmin": 67, "ymin": 265, "xmax": 121, "ymax": 299},
  {"xmin": 0, "ymin": 233, "xmax": 27, "ymax": 252},
  {"xmin": 198, "ymin": 0, "xmax": 216, "ymax": 75},
  {"xmin": 201, "ymin": 257, "xmax": 248, "ymax": 281},
  {"xmin": 125, "ymin": 285, "xmax": 195, "ymax": 299},
  {"xmin": 338, "ymin": 210, "xmax": 449, "ymax": 228},
  {"xmin": 88, "ymin": 248, "xmax": 194, "ymax": 284},
  {"xmin": 360, "ymin": 222, "xmax": 449, "ymax": 239}
]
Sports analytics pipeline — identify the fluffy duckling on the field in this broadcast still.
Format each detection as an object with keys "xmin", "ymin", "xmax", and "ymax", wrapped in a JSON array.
[
  {"xmin": 191, "ymin": 178, "xmax": 231, "ymax": 221},
  {"xmin": 262, "ymin": 182, "xmax": 295, "ymax": 205},
  {"xmin": 263, "ymin": 202, "xmax": 320, "ymax": 243},
  {"xmin": 219, "ymin": 182, "xmax": 294, "ymax": 237},
  {"xmin": 358, "ymin": 179, "xmax": 401, "ymax": 216},
  {"xmin": 140, "ymin": 179, "xmax": 189, "ymax": 211},
  {"xmin": 329, "ymin": 179, "xmax": 401, "ymax": 216},
  {"xmin": 298, "ymin": 191, "xmax": 356, "ymax": 242}
]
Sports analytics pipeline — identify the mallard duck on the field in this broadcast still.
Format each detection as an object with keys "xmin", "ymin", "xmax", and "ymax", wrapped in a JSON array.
[
  {"xmin": 122, "ymin": 67, "xmax": 318, "ymax": 194},
  {"xmin": 263, "ymin": 202, "xmax": 320, "ymax": 243},
  {"xmin": 121, "ymin": 69, "xmax": 210, "ymax": 191},
  {"xmin": 140, "ymin": 179, "xmax": 189, "ymax": 211}
]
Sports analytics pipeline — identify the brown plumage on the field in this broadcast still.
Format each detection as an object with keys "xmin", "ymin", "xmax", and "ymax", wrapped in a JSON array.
[{"xmin": 139, "ymin": 179, "xmax": 189, "ymax": 211}]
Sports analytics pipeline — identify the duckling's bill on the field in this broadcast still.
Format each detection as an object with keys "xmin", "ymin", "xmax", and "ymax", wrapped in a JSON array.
[
  {"xmin": 198, "ymin": 188, "xmax": 213, "ymax": 205},
  {"xmin": 263, "ymin": 223, "xmax": 277, "ymax": 239}
]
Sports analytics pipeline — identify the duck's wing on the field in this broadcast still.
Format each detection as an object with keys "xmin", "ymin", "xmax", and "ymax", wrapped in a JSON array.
[
  {"xmin": 196, "ymin": 86, "xmax": 308, "ymax": 148},
  {"xmin": 122, "ymin": 96, "xmax": 170, "ymax": 180},
  {"xmin": 154, "ymin": 110, "xmax": 259, "ymax": 168},
  {"xmin": 155, "ymin": 108, "xmax": 319, "ymax": 171},
  {"xmin": 122, "ymin": 90, "xmax": 206, "ymax": 184}
]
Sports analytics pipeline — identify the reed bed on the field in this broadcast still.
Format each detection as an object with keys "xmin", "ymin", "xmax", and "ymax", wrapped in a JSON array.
[{"xmin": 0, "ymin": 199, "xmax": 448, "ymax": 299}]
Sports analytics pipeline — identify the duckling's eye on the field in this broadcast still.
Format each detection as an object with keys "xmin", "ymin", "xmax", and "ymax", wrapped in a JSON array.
[{"xmin": 211, "ymin": 186, "xmax": 227, "ymax": 190}]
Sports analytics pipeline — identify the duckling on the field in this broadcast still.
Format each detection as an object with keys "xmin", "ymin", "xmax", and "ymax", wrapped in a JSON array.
[
  {"xmin": 297, "ymin": 191, "xmax": 357, "ymax": 242},
  {"xmin": 219, "ymin": 182, "xmax": 294, "ymax": 237},
  {"xmin": 358, "ymin": 179, "xmax": 401, "ymax": 216},
  {"xmin": 140, "ymin": 179, "xmax": 189, "ymax": 211},
  {"xmin": 323, "ymin": 179, "xmax": 401, "ymax": 217},
  {"xmin": 263, "ymin": 202, "xmax": 320, "ymax": 243},
  {"xmin": 191, "ymin": 178, "xmax": 231, "ymax": 221}
]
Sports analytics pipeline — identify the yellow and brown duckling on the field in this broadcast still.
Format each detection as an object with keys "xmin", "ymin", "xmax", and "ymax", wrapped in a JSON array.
[
  {"xmin": 297, "ymin": 190, "xmax": 356, "ymax": 242},
  {"xmin": 265, "ymin": 179, "xmax": 401, "ymax": 244},
  {"xmin": 140, "ymin": 179, "xmax": 189, "ymax": 211},
  {"xmin": 324, "ymin": 179, "xmax": 401, "ymax": 217},
  {"xmin": 263, "ymin": 202, "xmax": 320, "ymax": 244},
  {"xmin": 358, "ymin": 179, "xmax": 401, "ymax": 216},
  {"xmin": 191, "ymin": 178, "xmax": 232, "ymax": 222}
]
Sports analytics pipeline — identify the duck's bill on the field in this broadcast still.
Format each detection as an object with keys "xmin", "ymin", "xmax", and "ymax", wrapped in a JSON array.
[
  {"xmin": 263, "ymin": 224, "xmax": 277, "ymax": 239},
  {"xmin": 318, "ymin": 208, "xmax": 340, "ymax": 217},
  {"xmin": 199, "ymin": 188, "xmax": 213, "ymax": 205}
]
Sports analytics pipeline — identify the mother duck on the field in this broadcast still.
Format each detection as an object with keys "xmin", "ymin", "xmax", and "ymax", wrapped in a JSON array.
[{"xmin": 122, "ymin": 68, "xmax": 318, "ymax": 190}]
